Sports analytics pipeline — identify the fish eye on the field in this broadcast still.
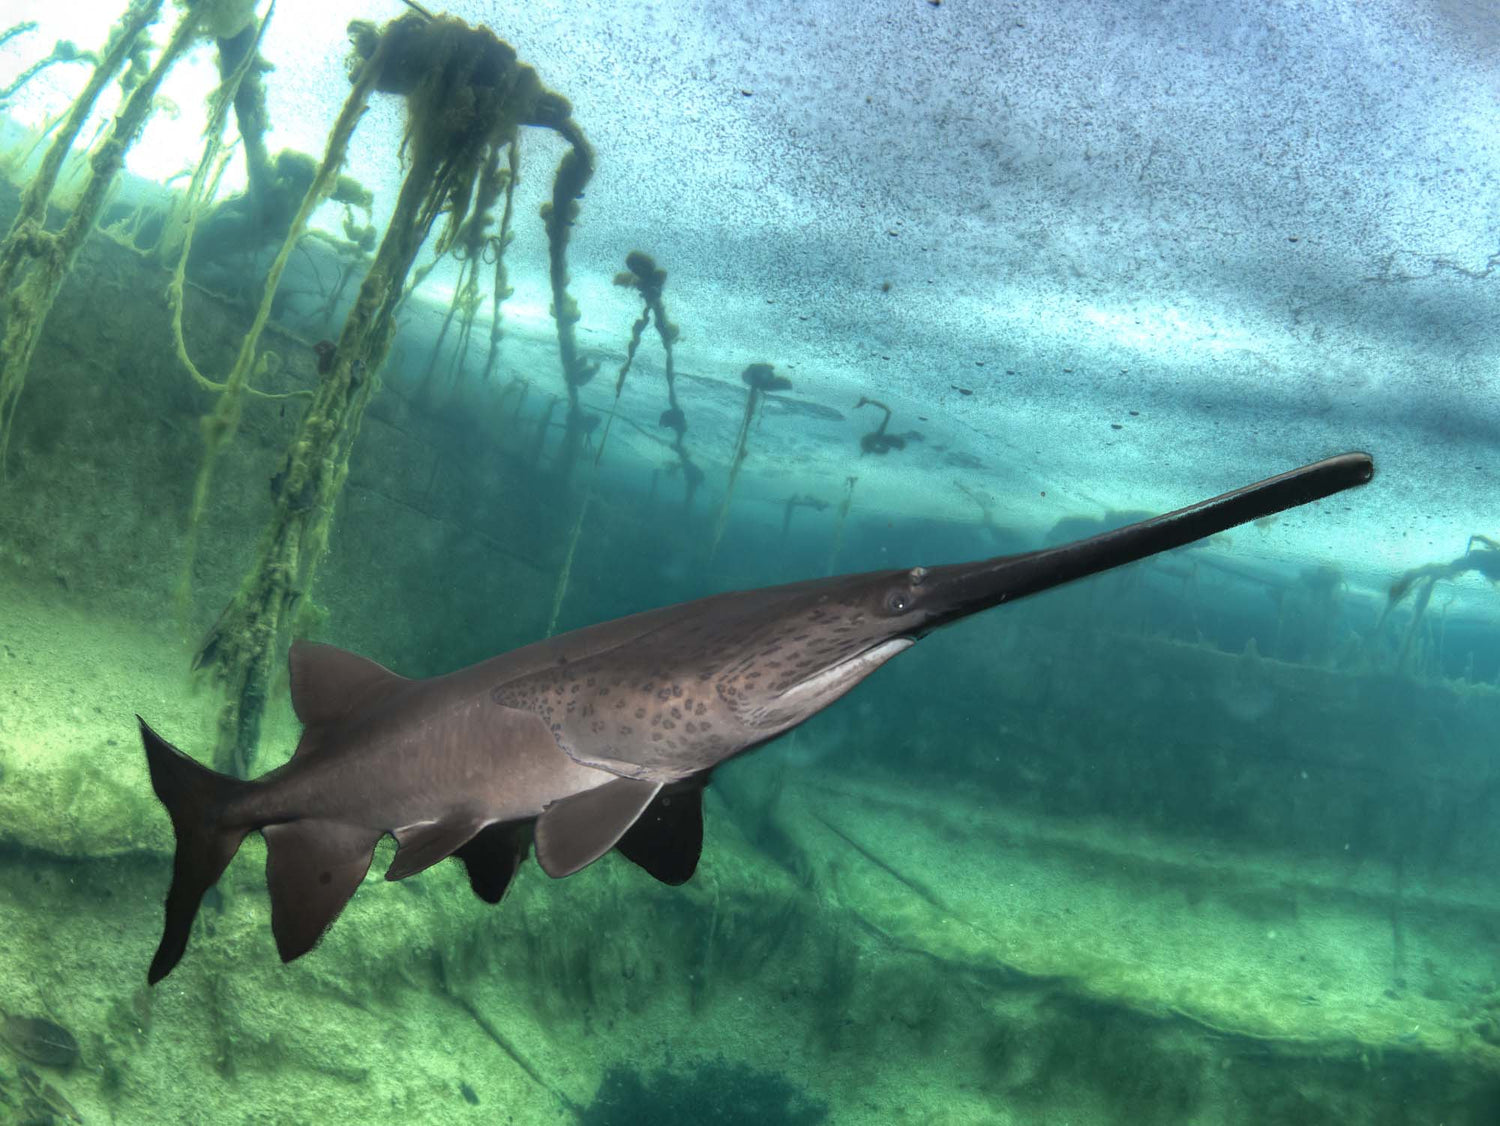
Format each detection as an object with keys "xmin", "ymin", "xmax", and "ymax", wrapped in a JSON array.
[{"xmin": 884, "ymin": 589, "xmax": 912, "ymax": 614}]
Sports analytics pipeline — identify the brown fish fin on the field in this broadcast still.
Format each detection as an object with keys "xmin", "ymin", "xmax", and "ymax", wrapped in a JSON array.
[
  {"xmin": 534, "ymin": 776, "xmax": 663, "ymax": 878},
  {"xmin": 263, "ymin": 819, "xmax": 381, "ymax": 963},
  {"xmin": 451, "ymin": 821, "xmax": 532, "ymax": 903},
  {"xmin": 138, "ymin": 716, "xmax": 254, "ymax": 985},
  {"xmin": 386, "ymin": 815, "xmax": 488, "ymax": 882},
  {"xmin": 615, "ymin": 778, "xmax": 705, "ymax": 886},
  {"xmin": 287, "ymin": 640, "xmax": 408, "ymax": 732}
]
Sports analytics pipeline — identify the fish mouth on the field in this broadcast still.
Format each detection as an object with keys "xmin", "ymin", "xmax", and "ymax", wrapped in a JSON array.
[{"xmin": 775, "ymin": 637, "xmax": 916, "ymax": 709}]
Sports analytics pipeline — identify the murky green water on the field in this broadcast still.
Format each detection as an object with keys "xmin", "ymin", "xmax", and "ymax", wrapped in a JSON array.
[{"xmin": 2, "ymin": 2, "xmax": 1499, "ymax": 1123}]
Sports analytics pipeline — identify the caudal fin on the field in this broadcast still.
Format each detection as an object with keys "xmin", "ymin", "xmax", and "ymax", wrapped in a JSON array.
[{"xmin": 138, "ymin": 716, "xmax": 253, "ymax": 984}]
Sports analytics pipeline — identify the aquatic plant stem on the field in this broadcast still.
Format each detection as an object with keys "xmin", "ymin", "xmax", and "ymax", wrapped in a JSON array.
[
  {"xmin": 0, "ymin": 35, "xmax": 97, "ymax": 104},
  {"xmin": 155, "ymin": 2, "xmax": 276, "ymax": 266},
  {"xmin": 177, "ymin": 8, "xmax": 376, "ymax": 628},
  {"xmin": 0, "ymin": 0, "xmax": 168, "ymax": 475},
  {"xmin": 533, "ymin": 110, "xmax": 596, "ymax": 472},
  {"xmin": 545, "ymin": 253, "xmax": 680, "ymax": 634},
  {"xmin": 709, "ymin": 399, "xmax": 755, "ymax": 560},
  {"xmin": 544, "ymin": 436, "xmax": 605, "ymax": 637},
  {"xmin": 708, "ymin": 386, "xmax": 765, "ymax": 563},
  {"xmin": 545, "ymin": 390, "xmax": 626, "ymax": 637},
  {"xmin": 200, "ymin": 15, "xmax": 549, "ymax": 775},
  {"xmin": 479, "ymin": 141, "xmax": 519, "ymax": 383},
  {"xmin": 825, "ymin": 475, "xmax": 858, "ymax": 575},
  {"xmin": 416, "ymin": 253, "xmax": 476, "ymax": 400},
  {"xmin": 0, "ymin": 109, "xmax": 64, "ymax": 182},
  {"xmin": 0, "ymin": 2, "xmax": 158, "ymax": 290},
  {"xmin": 0, "ymin": 22, "xmax": 37, "ymax": 53},
  {"xmin": 195, "ymin": 29, "xmax": 411, "ymax": 776}
]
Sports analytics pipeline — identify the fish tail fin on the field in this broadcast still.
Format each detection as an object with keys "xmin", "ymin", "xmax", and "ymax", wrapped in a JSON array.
[{"xmin": 138, "ymin": 716, "xmax": 253, "ymax": 984}]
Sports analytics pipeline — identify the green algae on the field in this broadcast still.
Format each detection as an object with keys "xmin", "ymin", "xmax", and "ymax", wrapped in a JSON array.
[
  {"xmin": 545, "ymin": 250, "xmax": 681, "ymax": 636},
  {"xmin": 0, "ymin": 0, "xmax": 177, "ymax": 476},
  {"xmin": 708, "ymin": 362, "xmax": 793, "ymax": 564},
  {"xmin": 192, "ymin": 11, "xmax": 589, "ymax": 775}
]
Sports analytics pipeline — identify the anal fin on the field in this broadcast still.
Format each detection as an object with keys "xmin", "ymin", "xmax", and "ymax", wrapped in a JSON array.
[
  {"xmin": 451, "ymin": 821, "xmax": 532, "ymax": 904},
  {"xmin": 263, "ymin": 820, "xmax": 381, "ymax": 964},
  {"xmin": 615, "ymin": 779, "xmax": 705, "ymax": 886},
  {"xmin": 387, "ymin": 816, "xmax": 488, "ymax": 882},
  {"xmin": 535, "ymin": 776, "xmax": 663, "ymax": 878}
]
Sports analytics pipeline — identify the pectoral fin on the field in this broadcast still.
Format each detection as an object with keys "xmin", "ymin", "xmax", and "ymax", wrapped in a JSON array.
[
  {"xmin": 534, "ymin": 776, "xmax": 663, "ymax": 878},
  {"xmin": 615, "ymin": 780, "xmax": 704, "ymax": 886},
  {"xmin": 451, "ymin": 821, "xmax": 532, "ymax": 904}
]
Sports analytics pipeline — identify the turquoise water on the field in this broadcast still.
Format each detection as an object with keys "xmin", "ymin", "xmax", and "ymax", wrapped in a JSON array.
[{"xmin": 1, "ymin": 2, "xmax": 1499, "ymax": 1123}]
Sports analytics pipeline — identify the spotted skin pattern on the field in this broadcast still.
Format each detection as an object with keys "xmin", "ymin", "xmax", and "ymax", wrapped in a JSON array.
[{"xmin": 491, "ymin": 576, "xmax": 913, "ymax": 781}]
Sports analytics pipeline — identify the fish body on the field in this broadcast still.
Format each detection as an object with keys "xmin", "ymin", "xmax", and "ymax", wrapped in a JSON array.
[{"xmin": 139, "ymin": 453, "xmax": 1373, "ymax": 981}]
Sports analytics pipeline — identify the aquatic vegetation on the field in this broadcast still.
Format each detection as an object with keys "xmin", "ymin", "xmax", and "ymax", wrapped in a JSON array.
[
  {"xmin": 195, "ymin": 10, "xmax": 590, "ymax": 775},
  {"xmin": 415, "ymin": 122, "xmax": 516, "ymax": 404},
  {"xmin": 824, "ymin": 474, "xmax": 858, "ymax": 574},
  {"xmin": 0, "ymin": 1012, "xmax": 86, "ymax": 1125},
  {"xmin": 0, "ymin": 0, "xmax": 190, "ymax": 475},
  {"xmin": 476, "ymin": 138, "xmax": 520, "ymax": 383},
  {"xmin": 780, "ymin": 492, "xmax": 829, "ymax": 540},
  {"xmin": 180, "ymin": 151, "xmax": 373, "ymax": 285},
  {"xmin": 579, "ymin": 1059, "xmax": 827, "ymax": 1126},
  {"xmin": 530, "ymin": 393, "xmax": 560, "ymax": 465},
  {"xmin": 614, "ymin": 250, "xmax": 700, "ymax": 498},
  {"xmin": 0, "ymin": 26, "xmax": 97, "ymax": 106},
  {"xmin": 0, "ymin": 22, "xmax": 36, "ymax": 54},
  {"xmin": 708, "ymin": 362, "xmax": 792, "ymax": 561},
  {"xmin": 536, "ymin": 88, "xmax": 597, "ymax": 470},
  {"xmin": 613, "ymin": 252, "xmax": 676, "ymax": 383},
  {"xmin": 151, "ymin": 8, "xmax": 287, "ymax": 269},
  {"xmin": 546, "ymin": 250, "xmax": 682, "ymax": 634},
  {"xmin": 1376, "ymin": 534, "xmax": 1500, "ymax": 671},
  {"xmin": 854, "ymin": 394, "xmax": 910, "ymax": 455}
]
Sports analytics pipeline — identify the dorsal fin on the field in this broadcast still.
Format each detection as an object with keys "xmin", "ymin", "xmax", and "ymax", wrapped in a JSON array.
[{"xmin": 287, "ymin": 641, "xmax": 407, "ymax": 729}]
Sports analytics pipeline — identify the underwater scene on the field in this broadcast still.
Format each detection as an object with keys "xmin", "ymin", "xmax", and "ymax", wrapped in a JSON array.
[{"xmin": 0, "ymin": 0, "xmax": 1498, "ymax": 1122}]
